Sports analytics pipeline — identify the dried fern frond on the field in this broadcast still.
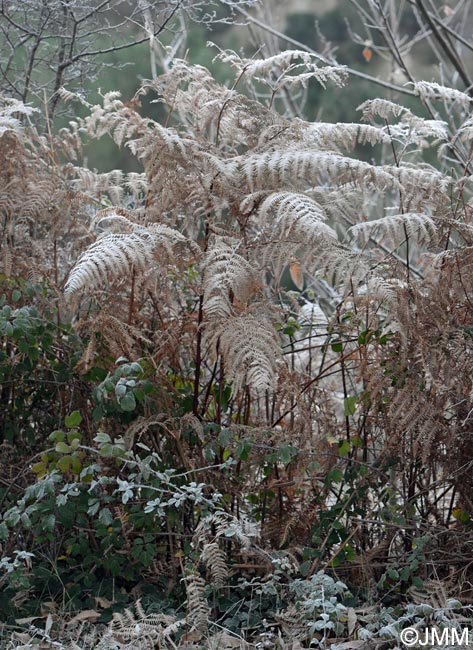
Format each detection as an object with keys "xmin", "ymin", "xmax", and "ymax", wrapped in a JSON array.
[
  {"xmin": 357, "ymin": 98, "xmax": 408, "ymax": 121},
  {"xmin": 213, "ymin": 313, "xmax": 281, "ymax": 396},
  {"xmin": 257, "ymin": 191, "xmax": 337, "ymax": 243},
  {"xmin": 349, "ymin": 212, "xmax": 438, "ymax": 248},
  {"xmin": 235, "ymin": 149, "xmax": 401, "ymax": 193},
  {"xmin": 410, "ymin": 81, "xmax": 472, "ymax": 111},
  {"xmin": 318, "ymin": 245, "xmax": 371, "ymax": 291},
  {"xmin": 203, "ymin": 238, "xmax": 257, "ymax": 320},
  {"xmin": 304, "ymin": 122, "xmax": 393, "ymax": 149},
  {"xmin": 65, "ymin": 220, "xmax": 195, "ymax": 295},
  {"xmin": 106, "ymin": 599, "xmax": 181, "ymax": 648},
  {"xmin": 215, "ymin": 48, "xmax": 326, "ymax": 76},
  {"xmin": 200, "ymin": 542, "xmax": 229, "ymax": 586},
  {"xmin": 184, "ymin": 570, "xmax": 210, "ymax": 632},
  {"xmin": 194, "ymin": 510, "xmax": 257, "ymax": 550}
]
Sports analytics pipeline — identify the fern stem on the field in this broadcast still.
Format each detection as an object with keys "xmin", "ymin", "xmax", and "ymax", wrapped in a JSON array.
[
  {"xmin": 192, "ymin": 293, "xmax": 204, "ymax": 417},
  {"xmin": 193, "ymin": 222, "xmax": 210, "ymax": 417}
]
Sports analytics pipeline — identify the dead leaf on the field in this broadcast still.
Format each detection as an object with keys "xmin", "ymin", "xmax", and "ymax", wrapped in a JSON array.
[
  {"xmin": 45, "ymin": 612, "xmax": 54, "ymax": 636},
  {"xmin": 15, "ymin": 615, "xmax": 42, "ymax": 624},
  {"xmin": 181, "ymin": 626, "xmax": 202, "ymax": 643},
  {"xmin": 94, "ymin": 595, "xmax": 114, "ymax": 609},
  {"xmin": 362, "ymin": 46, "xmax": 373, "ymax": 62},
  {"xmin": 289, "ymin": 261, "xmax": 304, "ymax": 290},
  {"xmin": 347, "ymin": 606, "xmax": 357, "ymax": 635},
  {"xmin": 67, "ymin": 609, "xmax": 101, "ymax": 625}
]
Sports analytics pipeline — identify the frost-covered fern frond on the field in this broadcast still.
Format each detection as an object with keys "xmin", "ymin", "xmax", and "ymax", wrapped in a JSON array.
[
  {"xmin": 318, "ymin": 245, "xmax": 371, "ymax": 291},
  {"xmin": 257, "ymin": 192, "xmax": 337, "ymax": 243},
  {"xmin": 0, "ymin": 97, "xmax": 38, "ymax": 137},
  {"xmin": 349, "ymin": 212, "xmax": 438, "ymax": 248},
  {"xmin": 184, "ymin": 570, "xmax": 210, "ymax": 632},
  {"xmin": 234, "ymin": 150, "xmax": 401, "ymax": 192},
  {"xmin": 215, "ymin": 49, "xmax": 325, "ymax": 76},
  {"xmin": 214, "ymin": 48, "xmax": 347, "ymax": 91},
  {"xmin": 65, "ymin": 218, "xmax": 195, "ymax": 295},
  {"xmin": 194, "ymin": 510, "xmax": 257, "ymax": 550},
  {"xmin": 456, "ymin": 116, "xmax": 473, "ymax": 142},
  {"xmin": 214, "ymin": 314, "xmax": 281, "ymax": 396},
  {"xmin": 73, "ymin": 167, "xmax": 125, "ymax": 204},
  {"xmin": 303, "ymin": 122, "xmax": 393, "ymax": 150},
  {"xmin": 357, "ymin": 98, "xmax": 449, "ymax": 146},
  {"xmin": 367, "ymin": 276, "xmax": 409, "ymax": 310},
  {"xmin": 105, "ymin": 600, "xmax": 183, "ymax": 648},
  {"xmin": 357, "ymin": 98, "xmax": 409, "ymax": 121},
  {"xmin": 410, "ymin": 81, "xmax": 472, "ymax": 111},
  {"xmin": 200, "ymin": 542, "xmax": 229, "ymax": 586},
  {"xmin": 385, "ymin": 163, "xmax": 450, "ymax": 195},
  {"xmin": 203, "ymin": 238, "xmax": 257, "ymax": 320}
]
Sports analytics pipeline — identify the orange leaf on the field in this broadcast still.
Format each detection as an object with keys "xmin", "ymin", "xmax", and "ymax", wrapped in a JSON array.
[
  {"xmin": 362, "ymin": 47, "xmax": 372, "ymax": 62},
  {"xmin": 289, "ymin": 262, "xmax": 304, "ymax": 290}
]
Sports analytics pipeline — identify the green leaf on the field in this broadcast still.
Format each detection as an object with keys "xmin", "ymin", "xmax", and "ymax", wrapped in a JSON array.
[
  {"xmin": 66, "ymin": 430, "xmax": 81, "ymax": 444},
  {"xmin": 71, "ymin": 456, "xmax": 82, "ymax": 474},
  {"xmin": 331, "ymin": 341, "xmax": 343, "ymax": 353},
  {"xmin": 49, "ymin": 430, "xmax": 65, "ymax": 443},
  {"xmin": 94, "ymin": 432, "xmax": 111, "ymax": 444},
  {"xmin": 32, "ymin": 461, "xmax": 47, "ymax": 475},
  {"xmin": 119, "ymin": 392, "xmax": 136, "ymax": 412},
  {"xmin": 0, "ymin": 522, "xmax": 8, "ymax": 540},
  {"xmin": 55, "ymin": 441, "xmax": 72, "ymax": 454},
  {"xmin": 56, "ymin": 455, "xmax": 73, "ymax": 473},
  {"xmin": 12, "ymin": 289, "xmax": 21, "ymax": 302},
  {"xmin": 357, "ymin": 329, "xmax": 373, "ymax": 345},
  {"xmin": 338, "ymin": 440, "xmax": 351, "ymax": 457},
  {"xmin": 278, "ymin": 445, "xmax": 298, "ymax": 465},
  {"xmin": 344, "ymin": 395, "xmax": 357, "ymax": 416},
  {"xmin": 387, "ymin": 567, "xmax": 399, "ymax": 580},
  {"xmin": 65, "ymin": 410, "xmax": 82, "ymax": 428},
  {"xmin": 326, "ymin": 469, "xmax": 343, "ymax": 484},
  {"xmin": 99, "ymin": 508, "xmax": 113, "ymax": 526},
  {"xmin": 43, "ymin": 514, "xmax": 56, "ymax": 533}
]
